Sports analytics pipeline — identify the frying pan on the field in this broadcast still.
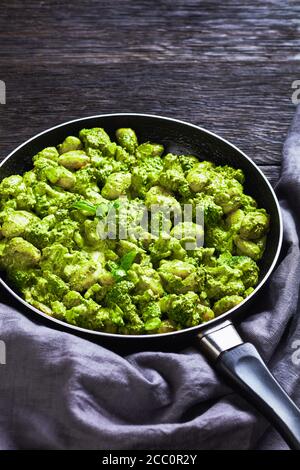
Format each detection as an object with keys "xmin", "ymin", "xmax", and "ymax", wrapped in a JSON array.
[{"xmin": 1, "ymin": 113, "xmax": 300, "ymax": 449}]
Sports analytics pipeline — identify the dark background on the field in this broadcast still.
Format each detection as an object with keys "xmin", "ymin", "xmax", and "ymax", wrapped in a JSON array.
[{"xmin": 0, "ymin": 0, "xmax": 299, "ymax": 184}]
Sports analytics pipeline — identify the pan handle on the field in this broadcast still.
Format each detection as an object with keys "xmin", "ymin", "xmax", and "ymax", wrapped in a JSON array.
[{"xmin": 196, "ymin": 321, "xmax": 300, "ymax": 450}]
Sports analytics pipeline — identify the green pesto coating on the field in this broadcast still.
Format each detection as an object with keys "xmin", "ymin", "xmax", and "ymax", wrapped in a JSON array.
[{"xmin": 0, "ymin": 127, "xmax": 270, "ymax": 334}]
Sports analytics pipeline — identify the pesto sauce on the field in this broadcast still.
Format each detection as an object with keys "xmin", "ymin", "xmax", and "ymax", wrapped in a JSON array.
[{"xmin": 0, "ymin": 128, "xmax": 270, "ymax": 334}]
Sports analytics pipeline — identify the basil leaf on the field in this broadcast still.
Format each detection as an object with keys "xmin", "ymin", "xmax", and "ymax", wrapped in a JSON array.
[
  {"xmin": 71, "ymin": 200, "xmax": 97, "ymax": 215},
  {"xmin": 120, "ymin": 250, "xmax": 138, "ymax": 271}
]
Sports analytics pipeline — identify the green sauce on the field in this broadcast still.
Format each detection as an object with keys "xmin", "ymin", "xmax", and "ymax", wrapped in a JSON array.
[{"xmin": 0, "ymin": 128, "xmax": 270, "ymax": 334}]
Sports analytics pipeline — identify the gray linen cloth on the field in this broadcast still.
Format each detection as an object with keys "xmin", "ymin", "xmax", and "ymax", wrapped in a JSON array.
[{"xmin": 1, "ymin": 110, "xmax": 300, "ymax": 450}]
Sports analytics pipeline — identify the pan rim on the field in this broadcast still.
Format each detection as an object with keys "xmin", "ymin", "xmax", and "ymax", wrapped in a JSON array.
[{"xmin": 0, "ymin": 113, "xmax": 283, "ymax": 340}]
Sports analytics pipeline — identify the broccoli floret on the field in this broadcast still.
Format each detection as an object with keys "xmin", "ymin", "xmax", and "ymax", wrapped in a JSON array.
[
  {"xmin": 127, "ymin": 263, "xmax": 164, "ymax": 297},
  {"xmin": 240, "ymin": 194, "xmax": 257, "ymax": 213},
  {"xmin": 48, "ymin": 219, "xmax": 79, "ymax": 249},
  {"xmin": 32, "ymin": 156, "xmax": 57, "ymax": 182},
  {"xmin": 160, "ymin": 169, "xmax": 191, "ymax": 198},
  {"xmin": 72, "ymin": 166, "xmax": 100, "ymax": 194},
  {"xmin": 24, "ymin": 216, "xmax": 54, "ymax": 249},
  {"xmin": 131, "ymin": 156, "xmax": 163, "ymax": 198},
  {"xmin": 186, "ymin": 161, "xmax": 215, "ymax": 192},
  {"xmin": 63, "ymin": 298, "xmax": 105, "ymax": 329},
  {"xmin": 79, "ymin": 128, "xmax": 111, "ymax": 150},
  {"xmin": 64, "ymin": 304, "xmax": 87, "ymax": 326},
  {"xmin": 94, "ymin": 306, "xmax": 125, "ymax": 333},
  {"xmin": 214, "ymin": 165, "xmax": 245, "ymax": 184},
  {"xmin": 149, "ymin": 235, "xmax": 186, "ymax": 265},
  {"xmin": 23, "ymin": 170, "xmax": 37, "ymax": 186},
  {"xmin": 136, "ymin": 142, "xmax": 164, "ymax": 159},
  {"xmin": 0, "ymin": 200, "xmax": 17, "ymax": 212},
  {"xmin": 179, "ymin": 154, "xmax": 199, "ymax": 173},
  {"xmin": 141, "ymin": 301, "xmax": 161, "ymax": 326},
  {"xmin": 60, "ymin": 297, "xmax": 95, "ymax": 328},
  {"xmin": 44, "ymin": 271, "xmax": 69, "ymax": 298},
  {"xmin": 114, "ymin": 145, "xmax": 136, "ymax": 167},
  {"xmin": 51, "ymin": 301, "xmax": 67, "ymax": 319},
  {"xmin": 63, "ymin": 290, "xmax": 85, "ymax": 308},
  {"xmin": 188, "ymin": 247, "xmax": 216, "ymax": 266},
  {"xmin": 188, "ymin": 193, "xmax": 223, "ymax": 226},
  {"xmin": 40, "ymin": 243, "xmax": 69, "ymax": 277},
  {"xmin": 205, "ymin": 264, "xmax": 245, "ymax": 300},
  {"xmin": 213, "ymin": 295, "xmax": 244, "ymax": 316},
  {"xmin": 93, "ymin": 306, "xmax": 123, "ymax": 332},
  {"xmin": 33, "ymin": 182, "xmax": 78, "ymax": 217},
  {"xmin": 158, "ymin": 259, "xmax": 205, "ymax": 294},
  {"xmin": 160, "ymin": 292, "xmax": 214, "ymax": 327},
  {"xmin": 159, "ymin": 153, "xmax": 192, "ymax": 198},
  {"xmin": 160, "ymin": 292, "xmax": 197, "ymax": 325},
  {"xmin": 205, "ymin": 224, "xmax": 234, "ymax": 253},
  {"xmin": 6, "ymin": 268, "xmax": 39, "ymax": 291},
  {"xmin": 84, "ymin": 136, "xmax": 135, "ymax": 167},
  {"xmin": 207, "ymin": 175, "xmax": 243, "ymax": 214},
  {"xmin": 15, "ymin": 187, "xmax": 36, "ymax": 211},
  {"xmin": 84, "ymin": 283, "xmax": 108, "ymax": 303},
  {"xmin": 0, "ymin": 175, "xmax": 26, "ymax": 197},
  {"xmin": 217, "ymin": 252, "xmax": 259, "ymax": 288},
  {"xmin": 27, "ymin": 270, "xmax": 69, "ymax": 306},
  {"xmin": 87, "ymin": 152, "xmax": 123, "ymax": 181},
  {"xmin": 105, "ymin": 280, "xmax": 144, "ymax": 334}
]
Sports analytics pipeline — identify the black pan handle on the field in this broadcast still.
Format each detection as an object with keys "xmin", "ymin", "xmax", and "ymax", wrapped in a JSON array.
[{"xmin": 196, "ymin": 321, "xmax": 300, "ymax": 450}]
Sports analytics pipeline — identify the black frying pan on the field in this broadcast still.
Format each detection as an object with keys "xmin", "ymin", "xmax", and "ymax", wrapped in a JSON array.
[{"xmin": 1, "ymin": 114, "xmax": 299, "ymax": 449}]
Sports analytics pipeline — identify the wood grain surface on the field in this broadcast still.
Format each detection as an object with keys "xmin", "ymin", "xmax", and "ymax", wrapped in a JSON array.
[{"xmin": 0, "ymin": 0, "xmax": 299, "ymax": 185}]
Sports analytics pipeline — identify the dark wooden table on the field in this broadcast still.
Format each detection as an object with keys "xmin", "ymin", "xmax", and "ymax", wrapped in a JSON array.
[{"xmin": 0, "ymin": 0, "xmax": 299, "ymax": 185}]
